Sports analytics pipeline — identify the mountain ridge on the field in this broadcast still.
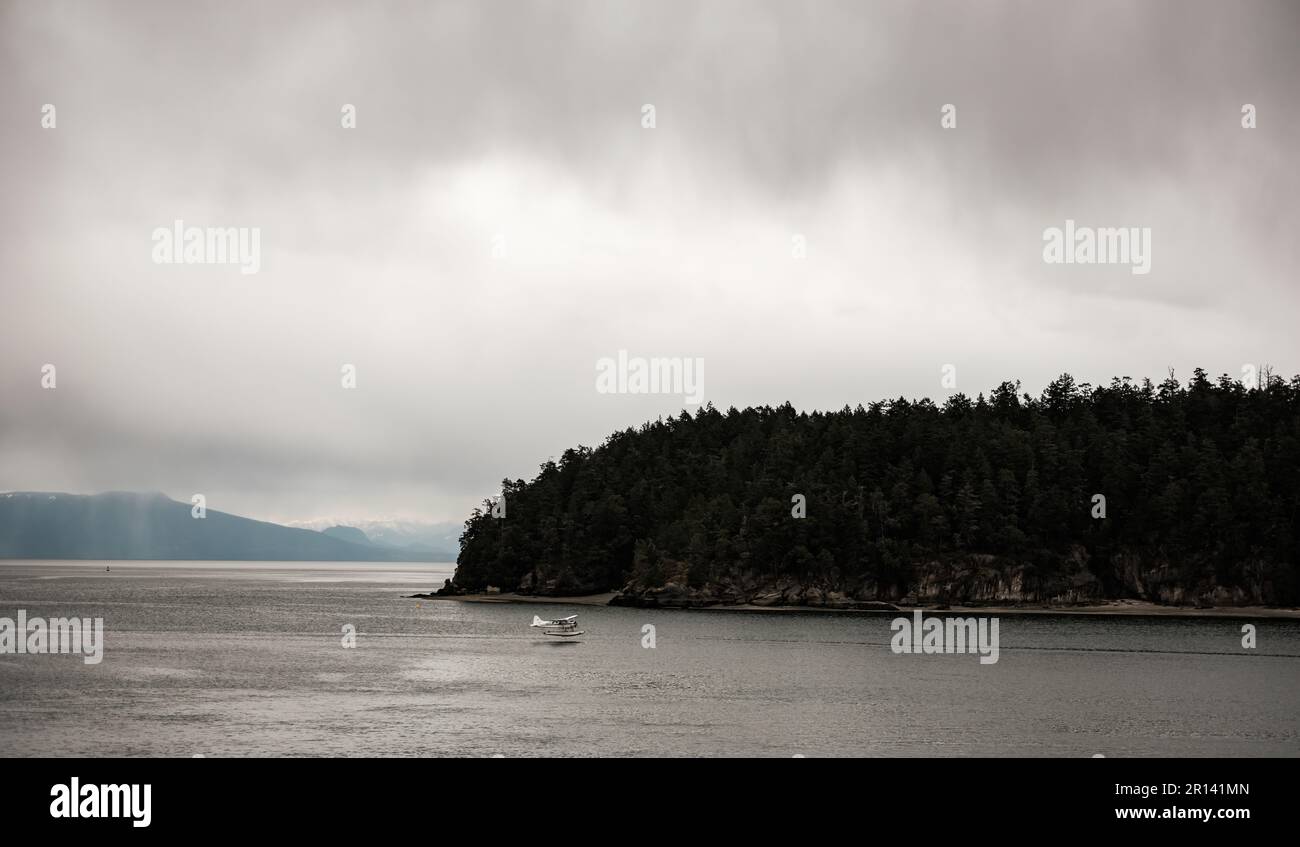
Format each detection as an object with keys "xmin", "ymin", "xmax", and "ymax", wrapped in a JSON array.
[{"xmin": 0, "ymin": 491, "xmax": 437, "ymax": 562}]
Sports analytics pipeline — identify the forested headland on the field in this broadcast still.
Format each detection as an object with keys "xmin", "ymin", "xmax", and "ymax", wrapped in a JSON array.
[{"xmin": 449, "ymin": 370, "xmax": 1300, "ymax": 608}]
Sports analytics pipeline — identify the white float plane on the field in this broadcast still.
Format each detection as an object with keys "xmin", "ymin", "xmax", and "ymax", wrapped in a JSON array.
[{"xmin": 531, "ymin": 614, "xmax": 585, "ymax": 637}]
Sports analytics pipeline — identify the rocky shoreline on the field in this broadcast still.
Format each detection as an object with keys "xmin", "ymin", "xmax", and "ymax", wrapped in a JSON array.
[
  {"xmin": 607, "ymin": 582, "xmax": 902, "ymax": 611},
  {"xmin": 412, "ymin": 579, "xmax": 1300, "ymax": 618},
  {"xmin": 422, "ymin": 549, "xmax": 1298, "ymax": 614}
]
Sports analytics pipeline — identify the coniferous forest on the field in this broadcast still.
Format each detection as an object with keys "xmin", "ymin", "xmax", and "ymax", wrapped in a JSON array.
[{"xmin": 451, "ymin": 370, "xmax": 1300, "ymax": 607}]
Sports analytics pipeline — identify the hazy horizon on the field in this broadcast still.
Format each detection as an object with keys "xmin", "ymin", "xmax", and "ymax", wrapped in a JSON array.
[{"xmin": 0, "ymin": 488, "xmax": 466, "ymax": 537}]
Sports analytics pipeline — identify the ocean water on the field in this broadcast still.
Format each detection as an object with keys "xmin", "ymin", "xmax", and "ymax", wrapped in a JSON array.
[{"xmin": 1, "ymin": 560, "xmax": 1297, "ymax": 757}]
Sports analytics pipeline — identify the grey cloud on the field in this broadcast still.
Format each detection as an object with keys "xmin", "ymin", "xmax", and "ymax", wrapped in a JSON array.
[{"xmin": 2, "ymin": 0, "xmax": 1297, "ymax": 523}]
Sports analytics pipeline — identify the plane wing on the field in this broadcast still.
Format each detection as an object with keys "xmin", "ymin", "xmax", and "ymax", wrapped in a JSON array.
[{"xmin": 531, "ymin": 614, "xmax": 579, "ymax": 627}]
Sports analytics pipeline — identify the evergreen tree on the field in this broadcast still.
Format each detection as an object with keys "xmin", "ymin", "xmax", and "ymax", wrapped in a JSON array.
[{"xmin": 451, "ymin": 371, "xmax": 1300, "ymax": 604}]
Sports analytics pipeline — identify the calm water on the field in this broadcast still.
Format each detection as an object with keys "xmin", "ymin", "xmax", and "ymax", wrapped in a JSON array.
[{"xmin": 1, "ymin": 560, "xmax": 1298, "ymax": 757}]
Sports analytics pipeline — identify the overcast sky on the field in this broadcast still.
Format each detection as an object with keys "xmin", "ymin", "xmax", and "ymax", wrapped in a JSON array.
[{"xmin": 1, "ymin": 0, "xmax": 1297, "ymax": 525}]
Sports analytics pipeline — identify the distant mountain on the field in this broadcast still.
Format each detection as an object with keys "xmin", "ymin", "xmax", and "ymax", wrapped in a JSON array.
[
  {"xmin": 322, "ymin": 525, "xmax": 373, "ymax": 546},
  {"xmin": 0, "ymin": 492, "xmax": 436, "ymax": 562},
  {"xmin": 286, "ymin": 517, "xmax": 461, "ymax": 560}
]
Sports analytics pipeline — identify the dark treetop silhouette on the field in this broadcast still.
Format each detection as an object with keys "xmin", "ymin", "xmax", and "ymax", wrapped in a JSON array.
[{"xmin": 451, "ymin": 370, "xmax": 1300, "ymax": 608}]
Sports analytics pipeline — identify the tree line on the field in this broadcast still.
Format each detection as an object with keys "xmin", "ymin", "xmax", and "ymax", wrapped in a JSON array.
[{"xmin": 452, "ymin": 369, "xmax": 1300, "ymax": 605}]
